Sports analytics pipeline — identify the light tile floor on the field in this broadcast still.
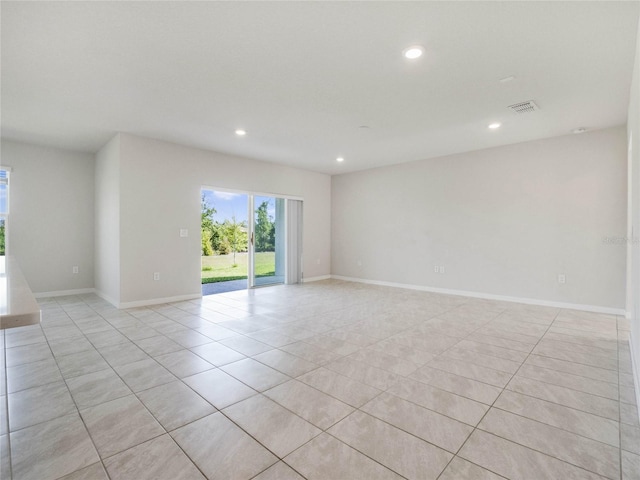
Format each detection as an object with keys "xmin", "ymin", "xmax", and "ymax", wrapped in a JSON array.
[{"xmin": 1, "ymin": 279, "xmax": 639, "ymax": 479}]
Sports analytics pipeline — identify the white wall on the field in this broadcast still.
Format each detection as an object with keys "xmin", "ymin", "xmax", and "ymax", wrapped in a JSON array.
[
  {"xmin": 332, "ymin": 126, "xmax": 627, "ymax": 311},
  {"xmin": 94, "ymin": 135, "xmax": 121, "ymax": 305},
  {"xmin": 0, "ymin": 140, "xmax": 94, "ymax": 294},
  {"xmin": 115, "ymin": 133, "xmax": 331, "ymax": 305},
  {"xmin": 626, "ymin": 15, "xmax": 640, "ymax": 416}
]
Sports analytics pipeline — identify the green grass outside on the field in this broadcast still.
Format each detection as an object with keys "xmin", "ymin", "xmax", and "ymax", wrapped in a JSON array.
[{"xmin": 201, "ymin": 252, "xmax": 275, "ymax": 284}]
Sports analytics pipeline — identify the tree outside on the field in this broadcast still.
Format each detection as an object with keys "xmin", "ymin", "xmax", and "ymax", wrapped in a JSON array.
[
  {"xmin": 221, "ymin": 217, "xmax": 247, "ymax": 266},
  {"xmin": 201, "ymin": 194, "xmax": 251, "ymax": 283},
  {"xmin": 255, "ymin": 200, "xmax": 275, "ymax": 252},
  {"xmin": 0, "ymin": 219, "xmax": 4, "ymax": 256},
  {"xmin": 201, "ymin": 195, "xmax": 248, "ymax": 258},
  {"xmin": 201, "ymin": 196, "xmax": 216, "ymax": 256}
]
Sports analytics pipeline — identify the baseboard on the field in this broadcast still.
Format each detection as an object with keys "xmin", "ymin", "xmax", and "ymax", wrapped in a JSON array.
[
  {"xmin": 630, "ymin": 332, "xmax": 640, "ymax": 423},
  {"xmin": 330, "ymin": 275, "xmax": 626, "ymax": 315},
  {"xmin": 118, "ymin": 293, "xmax": 202, "ymax": 309},
  {"xmin": 303, "ymin": 275, "xmax": 332, "ymax": 283},
  {"xmin": 34, "ymin": 288, "xmax": 96, "ymax": 299},
  {"xmin": 93, "ymin": 289, "xmax": 120, "ymax": 308},
  {"xmin": 92, "ymin": 290, "xmax": 201, "ymax": 309}
]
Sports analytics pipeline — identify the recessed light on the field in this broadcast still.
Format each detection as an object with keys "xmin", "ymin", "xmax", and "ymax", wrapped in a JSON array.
[
  {"xmin": 403, "ymin": 46, "xmax": 424, "ymax": 59},
  {"xmin": 336, "ymin": 157, "xmax": 345, "ymax": 163},
  {"xmin": 488, "ymin": 123, "xmax": 501, "ymax": 129},
  {"xmin": 235, "ymin": 129, "xmax": 246, "ymax": 136},
  {"xmin": 572, "ymin": 127, "xmax": 587, "ymax": 134}
]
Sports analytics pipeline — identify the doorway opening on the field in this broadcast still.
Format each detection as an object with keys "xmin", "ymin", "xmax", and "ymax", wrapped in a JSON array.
[{"xmin": 200, "ymin": 188, "xmax": 302, "ymax": 296}]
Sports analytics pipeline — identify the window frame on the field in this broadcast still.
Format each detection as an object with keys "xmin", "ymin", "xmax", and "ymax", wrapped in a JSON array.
[{"xmin": 0, "ymin": 167, "xmax": 11, "ymax": 256}]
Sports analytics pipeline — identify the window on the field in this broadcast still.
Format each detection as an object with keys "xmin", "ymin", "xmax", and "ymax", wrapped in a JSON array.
[{"xmin": 0, "ymin": 168, "xmax": 9, "ymax": 256}]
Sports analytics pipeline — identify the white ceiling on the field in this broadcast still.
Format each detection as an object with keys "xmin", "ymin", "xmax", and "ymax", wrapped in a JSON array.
[{"xmin": 1, "ymin": 1, "xmax": 639, "ymax": 175}]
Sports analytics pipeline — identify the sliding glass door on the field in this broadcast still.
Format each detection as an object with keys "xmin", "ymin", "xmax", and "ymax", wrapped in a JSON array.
[
  {"xmin": 201, "ymin": 187, "xmax": 300, "ymax": 295},
  {"xmin": 249, "ymin": 196, "xmax": 285, "ymax": 287}
]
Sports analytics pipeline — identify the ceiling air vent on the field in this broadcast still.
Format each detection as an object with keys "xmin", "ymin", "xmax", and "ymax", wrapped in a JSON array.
[{"xmin": 508, "ymin": 100, "xmax": 539, "ymax": 114}]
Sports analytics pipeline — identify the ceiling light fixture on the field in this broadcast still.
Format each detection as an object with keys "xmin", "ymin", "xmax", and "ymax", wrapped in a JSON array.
[
  {"xmin": 403, "ymin": 46, "xmax": 424, "ymax": 59},
  {"xmin": 499, "ymin": 76, "xmax": 515, "ymax": 83},
  {"xmin": 572, "ymin": 127, "xmax": 587, "ymax": 134},
  {"xmin": 488, "ymin": 123, "xmax": 501, "ymax": 129},
  {"xmin": 235, "ymin": 129, "xmax": 246, "ymax": 136},
  {"xmin": 336, "ymin": 157, "xmax": 345, "ymax": 163}
]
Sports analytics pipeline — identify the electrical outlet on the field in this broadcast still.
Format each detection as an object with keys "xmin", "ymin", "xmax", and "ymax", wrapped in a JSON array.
[
  {"xmin": 439, "ymin": 266, "xmax": 445, "ymax": 273},
  {"xmin": 558, "ymin": 273, "xmax": 566, "ymax": 284},
  {"xmin": 434, "ymin": 266, "xmax": 439, "ymax": 273},
  {"xmin": 153, "ymin": 272, "xmax": 160, "ymax": 281},
  {"xmin": 357, "ymin": 260, "xmax": 362, "ymax": 267},
  {"xmin": 180, "ymin": 229, "xmax": 188, "ymax": 237},
  {"xmin": 72, "ymin": 266, "xmax": 79, "ymax": 274}
]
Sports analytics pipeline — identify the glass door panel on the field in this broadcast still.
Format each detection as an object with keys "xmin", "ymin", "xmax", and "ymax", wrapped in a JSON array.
[{"xmin": 252, "ymin": 196, "xmax": 285, "ymax": 287}]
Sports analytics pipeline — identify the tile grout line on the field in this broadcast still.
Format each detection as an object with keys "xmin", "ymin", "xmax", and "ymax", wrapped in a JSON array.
[
  {"xmin": 248, "ymin": 300, "xmax": 575, "ymax": 478},
  {"xmin": 270, "ymin": 288, "xmax": 632, "ymax": 473},
  {"xmin": 39, "ymin": 297, "xmax": 113, "ymax": 480},
  {"xmin": 617, "ymin": 315, "xmax": 623, "ymax": 480},
  {"xmin": 297, "ymin": 299, "xmax": 507, "ymax": 479},
  {"xmin": 62, "ymin": 294, "xmax": 267, "ymax": 479},
  {"xmin": 424, "ymin": 324, "xmax": 624, "ymax": 407},
  {"xmin": 2, "ymin": 331, "xmax": 13, "ymax": 480},
  {"xmin": 432, "ymin": 305, "xmax": 517, "ymax": 479},
  {"xmin": 454, "ymin": 308, "xmax": 626, "ymax": 479},
  {"xmin": 437, "ymin": 307, "xmax": 561, "ymax": 479},
  {"xmin": 66, "ymin": 295, "xmax": 215, "ymax": 480},
  {"xmin": 94, "ymin": 299, "xmax": 327, "ymax": 479},
  {"xmin": 42, "ymin": 295, "xmax": 210, "ymax": 480},
  {"xmin": 205, "ymin": 296, "xmax": 452, "ymax": 478},
  {"xmin": 418, "ymin": 299, "xmax": 524, "ymax": 478}
]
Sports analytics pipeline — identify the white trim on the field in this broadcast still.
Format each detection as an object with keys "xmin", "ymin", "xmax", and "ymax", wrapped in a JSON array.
[
  {"xmin": 331, "ymin": 275, "xmax": 626, "ymax": 315},
  {"xmin": 304, "ymin": 275, "xmax": 331, "ymax": 283},
  {"xmin": 284, "ymin": 199, "xmax": 288, "ymax": 284},
  {"xmin": 626, "ymin": 132, "xmax": 634, "ymax": 319},
  {"xmin": 630, "ymin": 333, "xmax": 640, "ymax": 424},
  {"xmin": 118, "ymin": 293, "xmax": 202, "ymax": 309},
  {"xmin": 0, "ymin": 166, "xmax": 12, "ymax": 172},
  {"xmin": 34, "ymin": 287, "xmax": 96, "ymax": 298}
]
